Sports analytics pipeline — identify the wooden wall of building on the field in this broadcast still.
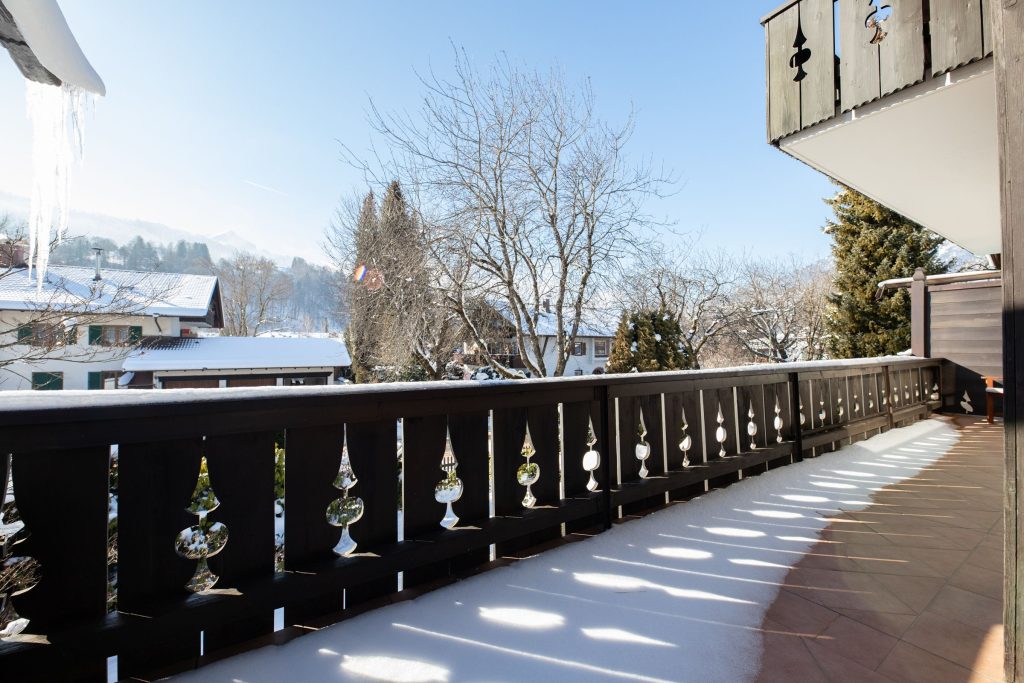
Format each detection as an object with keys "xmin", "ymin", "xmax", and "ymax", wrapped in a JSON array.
[{"xmin": 926, "ymin": 279, "xmax": 1002, "ymax": 412}]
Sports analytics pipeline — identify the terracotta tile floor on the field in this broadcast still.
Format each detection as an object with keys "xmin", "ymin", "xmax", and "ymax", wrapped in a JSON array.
[{"xmin": 756, "ymin": 416, "xmax": 1005, "ymax": 683}]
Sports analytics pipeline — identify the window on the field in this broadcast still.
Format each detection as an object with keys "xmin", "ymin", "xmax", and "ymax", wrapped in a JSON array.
[
  {"xmin": 572, "ymin": 341, "xmax": 587, "ymax": 356},
  {"xmin": 87, "ymin": 371, "xmax": 120, "ymax": 390},
  {"xmin": 16, "ymin": 324, "xmax": 72, "ymax": 347},
  {"xmin": 594, "ymin": 339, "xmax": 610, "ymax": 358},
  {"xmin": 88, "ymin": 325, "xmax": 142, "ymax": 346},
  {"xmin": 31, "ymin": 372, "xmax": 63, "ymax": 390}
]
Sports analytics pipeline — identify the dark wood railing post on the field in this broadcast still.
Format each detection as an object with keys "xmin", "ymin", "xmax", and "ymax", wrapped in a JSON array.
[
  {"xmin": 599, "ymin": 383, "xmax": 614, "ymax": 530},
  {"xmin": 787, "ymin": 371, "xmax": 804, "ymax": 462},
  {"xmin": 911, "ymin": 267, "xmax": 928, "ymax": 357},
  {"xmin": 882, "ymin": 365, "xmax": 896, "ymax": 430}
]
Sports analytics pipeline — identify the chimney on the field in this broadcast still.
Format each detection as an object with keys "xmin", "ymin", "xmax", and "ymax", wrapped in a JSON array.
[{"xmin": 92, "ymin": 247, "xmax": 104, "ymax": 281}]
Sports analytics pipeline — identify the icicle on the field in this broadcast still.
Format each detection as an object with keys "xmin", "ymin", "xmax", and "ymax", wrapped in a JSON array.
[{"xmin": 25, "ymin": 80, "xmax": 91, "ymax": 287}]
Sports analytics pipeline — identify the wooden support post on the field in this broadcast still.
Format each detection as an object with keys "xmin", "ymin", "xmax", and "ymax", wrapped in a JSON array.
[
  {"xmin": 911, "ymin": 267, "xmax": 928, "ymax": 357},
  {"xmin": 600, "ymin": 385, "xmax": 614, "ymax": 530},
  {"xmin": 995, "ymin": 1, "xmax": 1024, "ymax": 679},
  {"xmin": 882, "ymin": 366, "xmax": 896, "ymax": 430},
  {"xmin": 787, "ymin": 372, "xmax": 804, "ymax": 462}
]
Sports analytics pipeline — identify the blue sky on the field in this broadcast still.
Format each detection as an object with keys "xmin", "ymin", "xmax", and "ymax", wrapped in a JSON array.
[{"xmin": 0, "ymin": 1, "xmax": 835, "ymax": 264}]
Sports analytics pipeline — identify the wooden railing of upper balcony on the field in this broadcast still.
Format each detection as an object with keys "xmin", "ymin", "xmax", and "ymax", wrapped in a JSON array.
[
  {"xmin": 0, "ymin": 356, "xmax": 941, "ymax": 680},
  {"xmin": 763, "ymin": 0, "xmax": 994, "ymax": 143}
]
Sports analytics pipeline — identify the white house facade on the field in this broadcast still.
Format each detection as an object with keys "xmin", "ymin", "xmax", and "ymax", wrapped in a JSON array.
[{"xmin": 0, "ymin": 265, "xmax": 222, "ymax": 390}]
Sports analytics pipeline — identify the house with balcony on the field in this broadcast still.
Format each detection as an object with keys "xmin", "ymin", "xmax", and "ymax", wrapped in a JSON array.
[{"xmin": 466, "ymin": 301, "xmax": 616, "ymax": 377}]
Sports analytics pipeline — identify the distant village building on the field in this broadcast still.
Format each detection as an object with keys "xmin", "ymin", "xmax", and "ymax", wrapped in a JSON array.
[
  {"xmin": 0, "ymin": 263, "xmax": 350, "ymax": 390},
  {"xmin": 121, "ymin": 336, "xmax": 350, "ymax": 388},
  {"xmin": 467, "ymin": 301, "xmax": 617, "ymax": 377},
  {"xmin": 0, "ymin": 264, "xmax": 223, "ymax": 390}
]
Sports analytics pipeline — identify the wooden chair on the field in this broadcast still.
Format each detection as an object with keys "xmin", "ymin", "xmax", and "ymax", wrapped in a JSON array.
[{"xmin": 984, "ymin": 375, "xmax": 1004, "ymax": 424}]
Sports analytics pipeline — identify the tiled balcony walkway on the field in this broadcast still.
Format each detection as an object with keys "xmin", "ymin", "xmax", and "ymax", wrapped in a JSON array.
[
  {"xmin": 757, "ymin": 416, "xmax": 1004, "ymax": 682},
  {"xmin": 171, "ymin": 418, "xmax": 986, "ymax": 683}
]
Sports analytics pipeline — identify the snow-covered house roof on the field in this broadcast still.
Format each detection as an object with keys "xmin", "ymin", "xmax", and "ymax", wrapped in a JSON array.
[
  {"xmin": 122, "ymin": 336, "xmax": 351, "ymax": 372},
  {"xmin": 0, "ymin": 265, "xmax": 220, "ymax": 320}
]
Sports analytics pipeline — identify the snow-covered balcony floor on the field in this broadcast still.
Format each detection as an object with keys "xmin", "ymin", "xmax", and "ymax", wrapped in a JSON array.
[{"xmin": 171, "ymin": 418, "xmax": 974, "ymax": 683}]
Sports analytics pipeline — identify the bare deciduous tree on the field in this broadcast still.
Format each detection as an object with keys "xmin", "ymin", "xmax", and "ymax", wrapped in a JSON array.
[
  {"xmin": 619, "ymin": 247, "xmax": 737, "ymax": 369},
  {"xmin": 214, "ymin": 252, "xmax": 292, "ymax": 336},
  {"xmin": 729, "ymin": 257, "xmax": 833, "ymax": 363},
  {"xmin": 347, "ymin": 50, "xmax": 670, "ymax": 377}
]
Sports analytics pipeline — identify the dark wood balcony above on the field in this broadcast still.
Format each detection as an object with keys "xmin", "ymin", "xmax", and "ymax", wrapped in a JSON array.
[{"xmin": 762, "ymin": 1, "xmax": 999, "ymax": 258}]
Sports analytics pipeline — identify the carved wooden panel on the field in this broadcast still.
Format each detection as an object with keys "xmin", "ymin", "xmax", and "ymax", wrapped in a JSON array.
[
  {"xmin": 767, "ymin": 2, "xmax": 802, "ymax": 140},
  {"xmin": 840, "ymin": 0, "xmax": 881, "ymax": 111},
  {"xmin": 204, "ymin": 431, "xmax": 276, "ymax": 652},
  {"xmin": 801, "ymin": 0, "xmax": 838, "ymax": 127},
  {"xmin": 878, "ymin": 0, "xmax": 925, "ymax": 97},
  {"xmin": 117, "ymin": 439, "xmax": 203, "ymax": 675},
  {"xmin": 702, "ymin": 387, "xmax": 737, "ymax": 459},
  {"xmin": 12, "ymin": 447, "xmax": 109, "ymax": 632},
  {"xmin": 402, "ymin": 416, "xmax": 448, "ymax": 536},
  {"xmin": 665, "ymin": 391, "xmax": 704, "ymax": 469},
  {"xmin": 283, "ymin": 424, "xmax": 344, "ymax": 625},
  {"xmin": 931, "ymin": 0, "xmax": 986, "ymax": 76}
]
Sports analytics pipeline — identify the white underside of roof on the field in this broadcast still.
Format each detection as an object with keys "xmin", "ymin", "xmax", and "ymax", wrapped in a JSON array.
[{"xmin": 780, "ymin": 59, "xmax": 1000, "ymax": 257}]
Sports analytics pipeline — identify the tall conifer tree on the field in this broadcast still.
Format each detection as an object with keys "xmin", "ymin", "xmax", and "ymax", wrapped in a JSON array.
[{"xmin": 825, "ymin": 184, "xmax": 951, "ymax": 358}]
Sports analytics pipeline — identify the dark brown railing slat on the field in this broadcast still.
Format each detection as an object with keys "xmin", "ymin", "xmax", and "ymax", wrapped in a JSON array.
[
  {"xmin": 117, "ymin": 438, "xmax": 202, "ymax": 677},
  {"xmin": 11, "ymin": 446, "xmax": 110, "ymax": 679},
  {"xmin": 204, "ymin": 432, "xmax": 276, "ymax": 653},
  {"xmin": 282, "ymin": 424, "xmax": 344, "ymax": 625}
]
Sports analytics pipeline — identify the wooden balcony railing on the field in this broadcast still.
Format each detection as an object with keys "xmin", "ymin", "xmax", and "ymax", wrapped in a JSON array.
[
  {"xmin": 0, "ymin": 356, "xmax": 941, "ymax": 680},
  {"xmin": 763, "ymin": 0, "xmax": 994, "ymax": 142}
]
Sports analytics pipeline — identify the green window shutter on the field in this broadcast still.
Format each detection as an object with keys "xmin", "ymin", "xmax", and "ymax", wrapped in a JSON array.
[
  {"xmin": 87, "ymin": 372, "xmax": 102, "ymax": 390},
  {"xmin": 31, "ymin": 372, "xmax": 63, "ymax": 390},
  {"xmin": 16, "ymin": 325, "xmax": 31, "ymax": 343},
  {"xmin": 88, "ymin": 325, "xmax": 102, "ymax": 345},
  {"xmin": 129, "ymin": 326, "xmax": 143, "ymax": 344}
]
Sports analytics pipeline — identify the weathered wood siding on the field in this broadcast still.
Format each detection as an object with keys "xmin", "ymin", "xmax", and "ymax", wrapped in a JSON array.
[
  {"xmin": 927, "ymin": 280, "xmax": 1002, "ymax": 411},
  {"xmin": 766, "ymin": 0, "xmax": 834, "ymax": 141},
  {"xmin": 930, "ymin": 0, "xmax": 990, "ymax": 76},
  {"xmin": 764, "ymin": 0, "xmax": 993, "ymax": 141}
]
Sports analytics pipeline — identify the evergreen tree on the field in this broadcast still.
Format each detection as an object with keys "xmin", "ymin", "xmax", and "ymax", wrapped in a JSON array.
[
  {"xmin": 824, "ymin": 184, "xmax": 952, "ymax": 358},
  {"xmin": 607, "ymin": 309, "xmax": 685, "ymax": 373},
  {"xmin": 347, "ymin": 191, "xmax": 380, "ymax": 383}
]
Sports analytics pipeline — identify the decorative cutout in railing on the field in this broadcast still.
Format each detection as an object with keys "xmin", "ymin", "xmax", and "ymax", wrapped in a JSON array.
[
  {"xmin": 434, "ymin": 428, "xmax": 463, "ymax": 528},
  {"xmin": 635, "ymin": 410, "xmax": 652, "ymax": 478},
  {"xmin": 773, "ymin": 396, "xmax": 785, "ymax": 443},
  {"xmin": 866, "ymin": 0, "xmax": 893, "ymax": 45},
  {"xmin": 176, "ymin": 457, "xmax": 228, "ymax": 593},
  {"xmin": 790, "ymin": 17, "xmax": 811, "ymax": 81},
  {"xmin": 746, "ymin": 403, "xmax": 759, "ymax": 450},
  {"xmin": 326, "ymin": 431, "xmax": 363, "ymax": 556},
  {"xmin": 715, "ymin": 404, "xmax": 728, "ymax": 457},
  {"xmin": 518, "ymin": 426, "xmax": 540, "ymax": 509},
  {"xmin": 583, "ymin": 419, "xmax": 601, "ymax": 492},
  {"xmin": 679, "ymin": 409, "xmax": 693, "ymax": 468}
]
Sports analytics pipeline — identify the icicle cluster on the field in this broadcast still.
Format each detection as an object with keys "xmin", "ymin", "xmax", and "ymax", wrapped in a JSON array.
[{"xmin": 25, "ymin": 80, "xmax": 91, "ymax": 287}]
